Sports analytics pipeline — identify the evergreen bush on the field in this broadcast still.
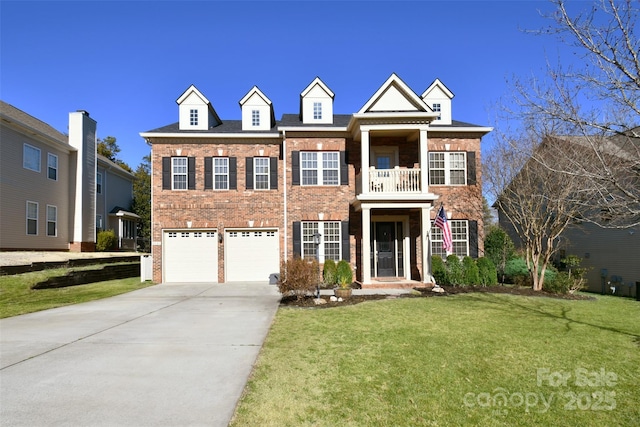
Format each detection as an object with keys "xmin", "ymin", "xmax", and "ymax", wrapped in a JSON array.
[
  {"xmin": 96, "ymin": 229, "xmax": 117, "ymax": 252},
  {"xmin": 462, "ymin": 256, "xmax": 480, "ymax": 286},
  {"xmin": 446, "ymin": 255, "xmax": 464, "ymax": 286},
  {"xmin": 477, "ymin": 257, "xmax": 498, "ymax": 286},
  {"xmin": 335, "ymin": 260, "xmax": 353, "ymax": 289},
  {"xmin": 322, "ymin": 259, "xmax": 337, "ymax": 286},
  {"xmin": 431, "ymin": 256, "xmax": 448, "ymax": 286}
]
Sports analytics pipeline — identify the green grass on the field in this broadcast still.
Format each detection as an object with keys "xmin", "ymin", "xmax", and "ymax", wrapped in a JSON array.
[
  {"xmin": 231, "ymin": 293, "xmax": 640, "ymax": 426},
  {"xmin": 0, "ymin": 268, "xmax": 155, "ymax": 318}
]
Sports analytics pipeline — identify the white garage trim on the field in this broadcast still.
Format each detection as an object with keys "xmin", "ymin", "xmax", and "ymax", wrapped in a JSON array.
[
  {"xmin": 225, "ymin": 228, "xmax": 279, "ymax": 282},
  {"xmin": 163, "ymin": 229, "xmax": 218, "ymax": 283}
]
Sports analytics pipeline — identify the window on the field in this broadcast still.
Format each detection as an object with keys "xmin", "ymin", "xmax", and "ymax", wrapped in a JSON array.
[
  {"xmin": 190, "ymin": 109, "xmax": 198, "ymax": 126},
  {"xmin": 302, "ymin": 221, "xmax": 341, "ymax": 262},
  {"xmin": 431, "ymin": 220, "xmax": 468, "ymax": 258},
  {"xmin": 214, "ymin": 157, "xmax": 229, "ymax": 190},
  {"xmin": 96, "ymin": 172, "xmax": 103, "ymax": 193},
  {"xmin": 429, "ymin": 152, "xmax": 466, "ymax": 185},
  {"xmin": 254, "ymin": 157, "xmax": 269, "ymax": 190},
  {"xmin": 123, "ymin": 219, "xmax": 135, "ymax": 239},
  {"xmin": 47, "ymin": 205, "xmax": 57, "ymax": 236},
  {"xmin": 96, "ymin": 215, "xmax": 103, "ymax": 230},
  {"xmin": 252, "ymin": 110, "xmax": 260, "ymax": 127},
  {"xmin": 23, "ymin": 144, "xmax": 41, "ymax": 172},
  {"xmin": 432, "ymin": 103, "xmax": 441, "ymax": 120},
  {"xmin": 26, "ymin": 201, "xmax": 38, "ymax": 235},
  {"xmin": 47, "ymin": 153, "xmax": 58, "ymax": 180},
  {"xmin": 172, "ymin": 157, "xmax": 187, "ymax": 190},
  {"xmin": 313, "ymin": 102, "xmax": 322, "ymax": 120},
  {"xmin": 301, "ymin": 151, "xmax": 339, "ymax": 186}
]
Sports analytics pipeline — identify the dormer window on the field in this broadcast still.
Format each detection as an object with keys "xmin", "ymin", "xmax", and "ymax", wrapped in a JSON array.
[
  {"xmin": 190, "ymin": 109, "xmax": 198, "ymax": 126},
  {"xmin": 313, "ymin": 102, "xmax": 322, "ymax": 120},
  {"xmin": 252, "ymin": 110, "xmax": 260, "ymax": 127},
  {"xmin": 433, "ymin": 104, "xmax": 441, "ymax": 120}
]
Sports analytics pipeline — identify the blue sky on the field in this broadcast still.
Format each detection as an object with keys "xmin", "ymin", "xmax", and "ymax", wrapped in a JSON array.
[{"xmin": 1, "ymin": 0, "xmax": 585, "ymax": 169}]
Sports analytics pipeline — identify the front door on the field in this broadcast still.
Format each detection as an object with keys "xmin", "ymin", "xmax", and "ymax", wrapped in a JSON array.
[{"xmin": 376, "ymin": 222, "xmax": 396, "ymax": 277}]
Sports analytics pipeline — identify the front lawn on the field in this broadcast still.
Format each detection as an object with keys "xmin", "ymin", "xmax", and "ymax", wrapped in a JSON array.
[
  {"xmin": 0, "ymin": 268, "xmax": 154, "ymax": 318},
  {"xmin": 231, "ymin": 293, "xmax": 639, "ymax": 426}
]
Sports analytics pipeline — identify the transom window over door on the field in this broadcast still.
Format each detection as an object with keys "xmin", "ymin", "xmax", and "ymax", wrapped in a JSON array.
[
  {"xmin": 172, "ymin": 157, "xmax": 187, "ymax": 190},
  {"xmin": 429, "ymin": 152, "xmax": 467, "ymax": 185},
  {"xmin": 301, "ymin": 152, "xmax": 339, "ymax": 186}
]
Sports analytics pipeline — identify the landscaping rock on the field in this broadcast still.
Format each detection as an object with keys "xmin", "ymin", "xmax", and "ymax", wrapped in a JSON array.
[{"xmin": 313, "ymin": 298, "xmax": 327, "ymax": 305}]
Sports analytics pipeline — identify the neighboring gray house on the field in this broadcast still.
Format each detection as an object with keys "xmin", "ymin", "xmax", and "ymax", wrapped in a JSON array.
[{"xmin": 0, "ymin": 100, "xmax": 137, "ymax": 251}]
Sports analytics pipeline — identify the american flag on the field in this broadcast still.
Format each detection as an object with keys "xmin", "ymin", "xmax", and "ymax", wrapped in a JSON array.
[{"xmin": 434, "ymin": 206, "xmax": 453, "ymax": 254}]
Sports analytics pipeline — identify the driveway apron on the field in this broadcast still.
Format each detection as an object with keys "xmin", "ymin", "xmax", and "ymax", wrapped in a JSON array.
[{"xmin": 0, "ymin": 282, "xmax": 281, "ymax": 427}]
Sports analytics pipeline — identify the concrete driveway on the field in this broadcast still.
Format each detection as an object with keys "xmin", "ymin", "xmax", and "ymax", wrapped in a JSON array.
[{"xmin": 0, "ymin": 282, "xmax": 281, "ymax": 427}]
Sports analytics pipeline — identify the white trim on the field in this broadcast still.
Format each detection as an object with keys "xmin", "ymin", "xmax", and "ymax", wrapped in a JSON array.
[
  {"xmin": 47, "ymin": 152, "xmax": 58, "ymax": 181},
  {"xmin": 23, "ymin": 143, "xmax": 41, "ymax": 172},
  {"xmin": 26, "ymin": 200, "xmax": 38, "ymax": 236},
  {"xmin": 46, "ymin": 204, "xmax": 57, "ymax": 237},
  {"xmin": 140, "ymin": 132, "xmax": 280, "ymax": 139}
]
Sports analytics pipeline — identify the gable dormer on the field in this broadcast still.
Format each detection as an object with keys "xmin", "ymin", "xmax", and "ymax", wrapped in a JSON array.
[
  {"xmin": 358, "ymin": 73, "xmax": 434, "ymax": 115},
  {"xmin": 239, "ymin": 86, "xmax": 275, "ymax": 131},
  {"xmin": 176, "ymin": 85, "xmax": 221, "ymax": 131},
  {"xmin": 300, "ymin": 77, "xmax": 334, "ymax": 124},
  {"xmin": 421, "ymin": 79, "xmax": 454, "ymax": 125}
]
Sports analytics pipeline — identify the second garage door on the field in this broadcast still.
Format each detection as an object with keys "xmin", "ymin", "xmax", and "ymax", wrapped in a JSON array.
[{"xmin": 225, "ymin": 229, "xmax": 279, "ymax": 282}]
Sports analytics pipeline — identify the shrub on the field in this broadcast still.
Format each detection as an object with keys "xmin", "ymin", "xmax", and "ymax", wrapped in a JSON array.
[
  {"xmin": 431, "ymin": 256, "xmax": 448, "ymax": 285},
  {"xmin": 504, "ymin": 257, "xmax": 557, "ymax": 287},
  {"xmin": 462, "ymin": 256, "xmax": 480, "ymax": 286},
  {"xmin": 335, "ymin": 260, "xmax": 353, "ymax": 289},
  {"xmin": 322, "ymin": 259, "xmax": 337, "ymax": 286},
  {"xmin": 96, "ymin": 229, "xmax": 117, "ymax": 252},
  {"xmin": 545, "ymin": 255, "xmax": 587, "ymax": 294},
  {"xmin": 446, "ymin": 255, "xmax": 464, "ymax": 286},
  {"xmin": 278, "ymin": 257, "xmax": 319, "ymax": 300},
  {"xmin": 484, "ymin": 226, "xmax": 516, "ymax": 282},
  {"xmin": 477, "ymin": 257, "xmax": 498, "ymax": 286}
]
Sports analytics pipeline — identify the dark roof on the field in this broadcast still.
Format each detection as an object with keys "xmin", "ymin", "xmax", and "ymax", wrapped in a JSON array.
[
  {"xmin": 145, "ymin": 120, "xmax": 279, "ymax": 134},
  {"xmin": 279, "ymin": 114, "xmax": 351, "ymax": 128},
  {"xmin": 0, "ymin": 100, "xmax": 68, "ymax": 144},
  {"xmin": 430, "ymin": 119, "xmax": 489, "ymax": 128}
]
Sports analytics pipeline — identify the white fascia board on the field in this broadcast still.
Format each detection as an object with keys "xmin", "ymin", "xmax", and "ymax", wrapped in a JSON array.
[
  {"xmin": 139, "ymin": 132, "xmax": 281, "ymax": 139},
  {"xmin": 352, "ymin": 111, "xmax": 439, "ymax": 120},
  {"xmin": 428, "ymin": 126, "xmax": 493, "ymax": 134},
  {"xmin": 278, "ymin": 126, "xmax": 348, "ymax": 132}
]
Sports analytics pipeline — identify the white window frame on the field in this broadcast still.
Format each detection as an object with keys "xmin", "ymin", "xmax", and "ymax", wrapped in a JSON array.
[
  {"xmin": 252, "ymin": 110, "xmax": 260, "ymax": 127},
  {"xmin": 213, "ymin": 157, "xmax": 229, "ymax": 190},
  {"xmin": 190, "ymin": 109, "xmax": 198, "ymax": 126},
  {"xmin": 23, "ymin": 143, "xmax": 41, "ymax": 172},
  {"xmin": 254, "ymin": 157, "xmax": 270, "ymax": 190},
  {"xmin": 313, "ymin": 102, "xmax": 322, "ymax": 120},
  {"xmin": 428, "ymin": 152, "xmax": 467, "ymax": 185},
  {"xmin": 302, "ymin": 221, "xmax": 341, "ymax": 263},
  {"xmin": 46, "ymin": 205, "xmax": 57, "ymax": 237},
  {"xmin": 432, "ymin": 103, "xmax": 441, "ymax": 120},
  {"xmin": 26, "ymin": 201, "xmax": 38, "ymax": 236},
  {"xmin": 172, "ymin": 157, "xmax": 188, "ymax": 190},
  {"xmin": 300, "ymin": 151, "xmax": 339, "ymax": 186},
  {"xmin": 97, "ymin": 172, "xmax": 103, "ymax": 193},
  {"xmin": 96, "ymin": 214, "xmax": 103, "ymax": 230},
  {"xmin": 431, "ymin": 219, "xmax": 469, "ymax": 258},
  {"xmin": 47, "ymin": 153, "xmax": 58, "ymax": 181}
]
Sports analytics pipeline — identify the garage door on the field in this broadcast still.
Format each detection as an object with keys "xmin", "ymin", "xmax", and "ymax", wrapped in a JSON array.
[
  {"xmin": 225, "ymin": 229, "xmax": 279, "ymax": 282},
  {"xmin": 163, "ymin": 230, "xmax": 218, "ymax": 282}
]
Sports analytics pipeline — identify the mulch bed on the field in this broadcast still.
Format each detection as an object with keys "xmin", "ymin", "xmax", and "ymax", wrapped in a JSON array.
[{"xmin": 280, "ymin": 285, "xmax": 595, "ymax": 309}]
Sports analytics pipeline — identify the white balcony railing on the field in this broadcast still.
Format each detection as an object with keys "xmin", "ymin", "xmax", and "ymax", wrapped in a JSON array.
[{"xmin": 366, "ymin": 167, "xmax": 421, "ymax": 193}]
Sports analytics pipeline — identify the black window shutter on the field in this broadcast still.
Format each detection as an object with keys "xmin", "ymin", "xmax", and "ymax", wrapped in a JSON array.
[
  {"xmin": 293, "ymin": 221, "xmax": 301, "ymax": 257},
  {"xmin": 469, "ymin": 220, "xmax": 479, "ymax": 258},
  {"xmin": 467, "ymin": 152, "xmax": 477, "ymax": 186},
  {"xmin": 341, "ymin": 221, "xmax": 350, "ymax": 261},
  {"xmin": 204, "ymin": 157, "xmax": 213, "ymax": 190},
  {"xmin": 229, "ymin": 157, "xmax": 237, "ymax": 190},
  {"xmin": 340, "ymin": 151, "xmax": 348, "ymax": 185},
  {"xmin": 292, "ymin": 151, "xmax": 300, "ymax": 186},
  {"xmin": 188, "ymin": 157, "xmax": 196, "ymax": 190},
  {"xmin": 162, "ymin": 157, "xmax": 171, "ymax": 190},
  {"xmin": 270, "ymin": 157, "xmax": 278, "ymax": 189},
  {"xmin": 246, "ymin": 157, "xmax": 254, "ymax": 190}
]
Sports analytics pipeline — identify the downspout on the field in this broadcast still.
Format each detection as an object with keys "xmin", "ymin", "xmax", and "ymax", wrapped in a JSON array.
[{"xmin": 282, "ymin": 130, "xmax": 287, "ymax": 263}]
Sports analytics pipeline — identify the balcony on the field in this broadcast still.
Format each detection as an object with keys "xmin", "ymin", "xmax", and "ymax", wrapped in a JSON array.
[{"xmin": 356, "ymin": 166, "xmax": 421, "ymax": 195}]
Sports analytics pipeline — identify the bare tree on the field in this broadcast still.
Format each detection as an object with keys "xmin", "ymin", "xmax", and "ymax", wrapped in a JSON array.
[
  {"xmin": 506, "ymin": 0, "xmax": 640, "ymax": 227},
  {"xmin": 485, "ymin": 131, "xmax": 586, "ymax": 291}
]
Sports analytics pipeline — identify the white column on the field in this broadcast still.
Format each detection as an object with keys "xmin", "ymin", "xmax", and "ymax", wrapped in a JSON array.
[
  {"xmin": 362, "ymin": 207, "xmax": 371, "ymax": 284},
  {"xmin": 419, "ymin": 129, "xmax": 428, "ymax": 194},
  {"xmin": 421, "ymin": 206, "xmax": 434, "ymax": 283},
  {"xmin": 361, "ymin": 130, "xmax": 370, "ymax": 194}
]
